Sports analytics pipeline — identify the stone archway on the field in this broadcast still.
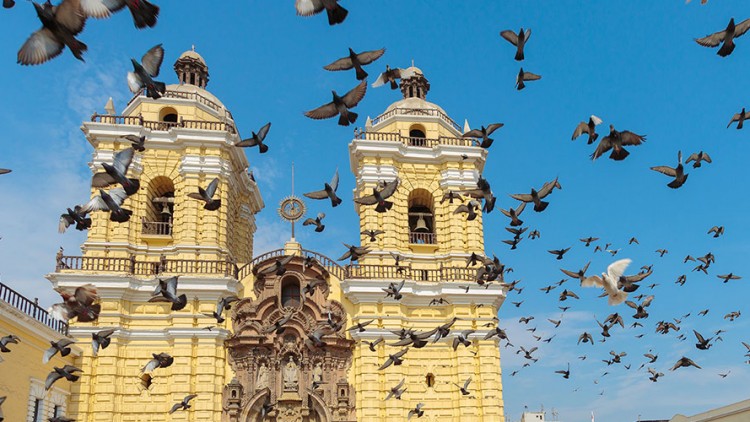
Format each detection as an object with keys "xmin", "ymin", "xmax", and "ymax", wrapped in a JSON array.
[{"xmin": 222, "ymin": 253, "xmax": 356, "ymax": 422}]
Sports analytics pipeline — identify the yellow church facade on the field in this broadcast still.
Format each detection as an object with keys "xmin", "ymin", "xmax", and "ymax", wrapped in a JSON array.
[{"xmin": 41, "ymin": 50, "xmax": 505, "ymax": 421}]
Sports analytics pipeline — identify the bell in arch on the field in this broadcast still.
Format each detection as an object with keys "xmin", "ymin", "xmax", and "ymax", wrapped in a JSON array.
[{"xmin": 414, "ymin": 213, "xmax": 430, "ymax": 233}]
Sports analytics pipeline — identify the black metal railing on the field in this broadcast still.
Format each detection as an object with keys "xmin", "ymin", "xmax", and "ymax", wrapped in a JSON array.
[{"xmin": 0, "ymin": 282, "xmax": 69, "ymax": 335}]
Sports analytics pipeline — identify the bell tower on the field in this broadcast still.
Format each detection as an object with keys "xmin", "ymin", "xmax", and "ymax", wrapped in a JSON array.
[
  {"xmin": 47, "ymin": 47, "xmax": 263, "ymax": 421},
  {"xmin": 343, "ymin": 66, "xmax": 506, "ymax": 420}
]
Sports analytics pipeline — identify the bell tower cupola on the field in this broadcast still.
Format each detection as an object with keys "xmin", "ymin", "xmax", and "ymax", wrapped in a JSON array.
[
  {"xmin": 174, "ymin": 45, "xmax": 209, "ymax": 88},
  {"xmin": 399, "ymin": 65, "xmax": 430, "ymax": 100}
]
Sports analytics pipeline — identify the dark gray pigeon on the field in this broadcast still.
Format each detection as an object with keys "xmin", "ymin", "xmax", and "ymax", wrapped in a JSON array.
[{"xmin": 127, "ymin": 44, "xmax": 165, "ymax": 99}]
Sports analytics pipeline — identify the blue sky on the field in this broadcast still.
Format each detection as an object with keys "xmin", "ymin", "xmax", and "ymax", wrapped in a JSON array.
[{"xmin": 1, "ymin": 1, "xmax": 749, "ymax": 421}]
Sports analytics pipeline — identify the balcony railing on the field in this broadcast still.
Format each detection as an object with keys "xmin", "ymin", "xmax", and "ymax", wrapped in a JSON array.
[
  {"xmin": 141, "ymin": 219, "xmax": 172, "ymax": 236},
  {"xmin": 370, "ymin": 107, "xmax": 463, "ymax": 132},
  {"xmin": 245, "ymin": 249, "xmax": 346, "ymax": 281},
  {"xmin": 408, "ymin": 232, "xmax": 437, "ymax": 244},
  {"xmin": 354, "ymin": 131, "xmax": 479, "ymax": 148},
  {"xmin": 126, "ymin": 88, "xmax": 235, "ymax": 121},
  {"xmin": 344, "ymin": 264, "xmax": 476, "ymax": 282},
  {"xmin": 90, "ymin": 114, "xmax": 238, "ymax": 135},
  {"xmin": 56, "ymin": 255, "xmax": 236, "ymax": 278},
  {"xmin": 0, "ymin": 282, "xmax": 69, "ymax": 336}
]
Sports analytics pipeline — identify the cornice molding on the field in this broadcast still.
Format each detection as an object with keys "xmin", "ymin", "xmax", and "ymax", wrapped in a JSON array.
[{"xmin": 340, "ymin": 278, "xmax": 505, "ymax": 308}]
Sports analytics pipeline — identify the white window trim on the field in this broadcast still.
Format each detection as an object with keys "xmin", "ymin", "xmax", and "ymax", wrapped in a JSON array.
[{"xmin": 28, "ymin": 378, "xmax": 69, "ymax": 422}]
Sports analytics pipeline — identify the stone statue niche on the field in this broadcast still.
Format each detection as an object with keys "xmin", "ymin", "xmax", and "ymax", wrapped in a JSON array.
[{"xmin": 222, "ymin": 254, "xmax": 356, "ymax": 422}]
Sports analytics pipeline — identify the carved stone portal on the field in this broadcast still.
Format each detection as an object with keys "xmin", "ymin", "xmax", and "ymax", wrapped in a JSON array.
[{"xmin": 222, "ymin": 254, "xmax": 356, "ymax": 422}]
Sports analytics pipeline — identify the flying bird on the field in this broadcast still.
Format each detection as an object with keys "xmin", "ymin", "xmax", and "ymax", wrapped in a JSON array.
[
  {"xmin": 205, "ymin": 296, "xmax": 239, "ymax": 323},
  {"xmin": 694, "ymin": 330, "xmax": 713, "ymax": 350},
  {"xmin": 80, "ymin": 0, "xmax": 159, "ymax": 28},
  {"xmin": 572, "ymin": 115, "xmax": 603, "ymax": 144},
  {"xmin": 354, "ymin": 178, "xmax": 399, "ymax": 212},
  {"xmin": 169, "ymin": 394, "xmax": 198, "ymax": 414},
  {"xmin": 141, "ymin": 352, "xmax": 174, "ymax": 373},
  {"xmin": 148, "ymin": 276, "xmax": 187, "ymax": 311},
  {"xmin": 695, "ymin": 18, "xmax": 750, "ymax": 57},
  {"xmin": 18, "ymin": 0, "xmax": 88, "ymax": 65},
  {"xmin": 560, "ymin": 261, "xmax": 591, "ymax": 283},
  {"xmin": 591, "ymin": 125, "xmax": 646, "ymax": 161},
  {"xmin": 383, "ymin": 280, "xmax": 405, "ymax": 300},
  {"xmin": 43, "ymin": 338, "xmax": 75, "ymax": 364},
  {"xmin": 717, "ymin": 273, "xmax": 741, "ymax": 283},
  {"xmin": 385, "ymin": 378, "xmax": 407, "ymax": 400},
  {"xmin": 58, "ymin": 203, "xmax": 94, "ymax": 233},
  {"xmin": 408, "ymin": 403, "xmax": 425, "ymax": 420},
  {"xmin": 347, "ymin": 319, "xmax": 374, "ymax": 333},
  {"xmin": 304, "ymin": 169, "xmax": 342, "ymax": 207},
  {"xmin": 500, "ymin": 202, "xmax": 526, "ymax": 226},
  {"xmin": 188, "ymin": 178, "xmax": 221, "ymax": 210},
  {"xmin": 510, "ymin": 178, "xmax": 560, "ymax": 212},
  {"xmin": 516, "ymin": 67, "xmax": 541, "ymax": 90},
  {"xmin": 235, "ymin": 122, "xmax": 271, "ymax": 153},
  {"xmin": 707, "ymin": 226, "xmax": 724, "ymax": 238},
  {"xmin": 625, "ymin": 295, "xmax": 654, "ymax": 319},
  {"xmin": 45, "ymin": 365, "xmax": 82, "ymax": 390},
  {"xmin": 651, "ymin": 151, "xmax": 688, "ymax": 189},
  {"xmin": 48, "ymin": 284, "xmax": 101, "ymax": 322},
  {"xmin": 373, "ymin": 65, "xmax": 415, "ymax": 89},
  {"xmin": 452, "ymin": 330, "xmax": 474, "ymax": 350},
  {"xmin": 454, "ymin": 377, "xmax": 472, "ymax": 395},
  {"xmin": 462, "ymin": 123, "xmax": 504, "ymax": 148},
  {"xmin": 728, "ymin": 108, "xmax": 750, "ymax": 129},
  {"xmin": 581, "ymin": 259, "xmax": 631, "ymax": 305},
  {"xmin": 257, "ymin": 255, "xmax": 294, "ymax": 276},
  {"xmin": 686, "ymin": 151, "xmax": 712, "ymax": 168},
  {"xmin": 91, "ymin": 328, "xmax": 115, "ymax": 356},
  {"xmin": 127, "ymin": 44, "xmax": 165, "ymax": 99},
  {"xmin": 0, "ymin": 334, "xmax": 20, "ymax": 352},
  {"xmin": 440, "ymin": 190, "xmax": 463, "ymax": 204},
  {"xmin": 671, "ymin": 356, "xmax": 701, "ymax": 370},
  {"xmin": 305, "ymin": 79, "xmax": 368, "ymax": 126},
  {"xmin": 555, "ymin": 363, "xmax": 571, "ymax": 379},
  {"xmin": 303, "ymin": 213, "xmax": 326, "ymax": 232},
  {"xmin": 361, "ymin": 229, "xmax": 384, "ymax": 242},
  {"xmin": 324, "ymin": 47, "xmax": 385, "ymax": 80},
  {"xmin": 548, "ymin": 247, "xmax": 571, "ymax": 260},
  {"xmin": 91, "ymin": 147, "xmax": 140, "ymax": 195},
  {"xmin": 379, "ymin": 348, "xmax": 408, "ymax": 370},
  {"xmin": 500, "ymin": 27, "xmax": 531, "ymax": 61},
  {"xmin": 462, "ymin": 176, "xmax": 497, "ymax": 213},
  {"xmin": 364, "ymin": 337, "xmax": 384, "ymax": 352},
  {"xmin": 338, "ymin": 243, "xmax": 370, "ymax": 262}
]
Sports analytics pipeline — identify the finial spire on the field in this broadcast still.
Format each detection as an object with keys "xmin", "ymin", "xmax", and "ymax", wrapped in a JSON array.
[{"xmin": 191, "ymin": 44, "xmax": 195, "ymax": 51}]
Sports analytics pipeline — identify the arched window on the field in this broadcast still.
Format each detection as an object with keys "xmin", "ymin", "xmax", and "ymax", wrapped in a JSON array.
[
  {"xmin": 143, "ymin": 176, "xmax": 174, "ymax": 236},
  {"xmin": 159, "ymin": 107, "xmax": 178, "ymax": 123},
  {"xmin": 281, "ymin": 277, "xmax": 301, "ymax": 308},
  {"xmin": 408, "ymin": 124, "xmax": 426, "ymax": 147},
  {"xmin": 408, "ymin": 189, "xmax": 436, "ymax": 244}
]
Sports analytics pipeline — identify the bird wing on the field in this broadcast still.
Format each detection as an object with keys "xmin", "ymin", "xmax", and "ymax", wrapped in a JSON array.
[
  {"xmin": 560, "ymin": 268, "xmax": 580, "ymax": 279},
  {"xmin": 607, "ymin": 259, "xmax": 632, "ymax": 281},
  {"xmin": 462, "ymin": 129, "xmax": 484, "ymax": 138},
  {"xmin": 571, "ymin": 122, "xmax": 590, "ymax": 140},
  {"xmin": 141, "ymin": 44, "xmax": 164, "ymax": 77},
  {"xmin": 620, "ymin": 131, "xmax": 646, "ymax": 146},
  {"xmin": 17, "ymin": 28, "xmax": 65, "ymax": 66},
  {"xmin": 736, "ymin": 18, "xmax": 750, "ymax": 38},
  {"xmin": 693, "ymin": 330, "xmax": 706, "ymax": 343},
  {"xmin": 55, "ymin": 0, "xmax": 87, "ymax": 34},
  {"xmin": 168, "ymin": 403, "xmax": 182, "ymax": 414},
  {"xmin": 581, "ymin": 275, "xmax": 603, "ymax": 288},
  {"xmin": 74, "ymin": 284, "xmax": 98, "ymax": 306},
  {"xmin": 702, "ymin": 152, "xmax": 712, "ymax": 163},
  {"xmin": 80, "ymin": 0, "xmax": 124, "ymax": 18},
  {"xmin": 295, "ymin": 0, "xmax": 324, "ymax": 16},
  {"xmin": 204, "ymin": 178, "xmax": 219, "ymax": 199},
  {"xmin": 485, "ymin": 123, "xmax": 504, "ymax": 134},
  {"xmin": 59, "ymin": 214, "xmax": 75, "ymax": 233},
  {"xmin": 685, "ymin": 153, "xmax": 699, "ymax": 163},
  {"xmin": 372, "ymin": 72, "xmax": 388, "ymax": 88},
  {"xmin": 650, "ymin": 166, "xmax": 677, "ymax": 177},
  {"xmin": 323, "ymin": 55, "xmax": 354, "ymax": 71},
  {"xmin": 45, "ymin": 370, "xmax": 63, "ymax": 390},
  {"xmin": 304, "ymin": 101, "xmax": 338, "ymax": 120},
  {"xmin": 112, "ymin": 147, "xmax": 135, "ymax": 175},
  {"xmin": 256, "ymin": 122, "xmax": 271, "ymax": 141},
  {"xmin": 378, "ymin": 178, "xmax": 400, "ymax": 199},
  {"xmin": 500, "ymin": 30, "xmax": 519, "ymax": 46},
  {"xmin": 329, "ymin": 169, "xmax": 340, "ymax": 191},
  {"xmin": 342, "ymin": 80, "xmax": 368, "ymax": 108},
  {"xmin": 357, "ymin": 48, "xmax": 386, "ymax": 65},
  {"xmin": 303, "ymin": 189, "xmax": 328, "ymax": 200},
  {"xmin": 522, "ymin": 71, "xmax": 542, "ymax": 81},
  {"xmin": 127, "ymin": 71, "xmax": 143, "ymax": 94},
  {"xmin": 184, "ymin": 394, "xmax": 198, "ymax": 404},
  {"xmin": 695, "ymin": 28, "xmax": 728, "ymax": 47},
  {"xmin": 509, "ymin": 193, "xmax": 533, "ymax": 202},
  {"xmin": 302, "ymin": 218, "xmax": 317, "ymax": 226},
  {"xmin": 591, "ymin": 136, "xmax": 613, "ymax": 160}
]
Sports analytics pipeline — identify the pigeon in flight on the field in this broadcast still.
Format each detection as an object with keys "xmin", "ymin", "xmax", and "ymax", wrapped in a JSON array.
[
  {"xmin": 383, "ymin": 280, "xmax": 405, "ymax": 300},
  {"xmin": 500, "ymin": 27, "xmax": 531, "ymax": 61},
  {"xmin": 686, "ymin": 151, "xmax": 712, "ymax": 168},
  {"xmin": 148, "ymin": 276, "xmax": 187, "ymax": 311},
  {"xmin": 510, "ymin": 178, "xmax": 560, "ymax": 212},
  {"xmin": 127, "ymin": 44, "xmax": 165, "ymax": 99},
  {"xmin": 235, "ymin": 122, "xmax": 271, "ymax": 153},
  {"xmin": 671, "ymin": 356, "xmax": 701, "ymax": 370},
  {"xmin": 591, "ymin": 125, "xmax": 646, "ymax": 161},
  {"xmin": 80, "ymin": 0, "xmax": 160, "ymax": 28},
  {"xmin": 43, "ymin": 338, "xmax": 76, "ymax": 363},
  {"xmin": 324, "ymin": 47, "xmax": 385, "ymax": 80},
  {"xmin": 354, "ymin": 178, "xmax": 399, "ymax": 212},
  {"xmin": 361, "ymin": 229, "xmax": 384, "ymax": 242},
  {"xmin": 169, "ymin": 394, "xmax": 198, "ymax": 414},
  {"xmin": 452, "ymin": 330, "xmax": 474, "ymax": 350},
  {"xmin": 379, "ymin": 348, "xmax": 408, "ymax": 370},
  {"xmin": 408, "ymin": 403, "xmax": 425, "ymax": 420},
  {"xmin": 385, "ymin": 378, "xmax": 407, "ymax": 400},
  {"xmin": 59, "ymin": 204, "xmax": 93, "ymax": 233},
  {"xmin": 122, "ymin": 134, "xmax": 145, "ymax": 152},
  {"xmin": 516, "ymin": 68, "xmax": 541, "ymax": 90},
  {"xmin": 717, "ymin": 273, "xmax": 741, "ymax": 283},
  {"xmin": 500, "ymin": 202, "xmax": 526, "ymax": 226},
  {"xmin": 625, "ymin": 295, "xmax": 654, "ymax": 319},
  {"xmin": 91, "ymin": 147, "xmax": 140, "ymax": 196},
  {"xmin": 707, "ymin": 226, "xmax": 724, "ymax": 238},
  {"xmin": 18, "ymin": 0, "xmax": 88, "ymax": 65},
  {"xmin": 582, "ymin": 259, "xmax": 631, "ymax": 305},
  {"xmin": 0, "ymin": 334, "xmax": 20, "ymax": 352},
  {"xmin": 560, "ymin": 261, "xmax": 591, "ymax": 283},
  {"xmin": 188, "ymin": 178, "xmax": 221, "ymax": 210},
  {"xmin": 304, "ymin": 169, "xmax": 342, "ymax": 207},
  {"xmin": 295, "ymin": 0, "xmax": 348, "ymax": 26},
  {"xmin": 141, "ymin": 352, "xmax": 174, "ymax": 373},
  {"xmin": 651, "ymin": 150, "xmax": 688, "ymax": 189},
  {"xmin": 728, "ymin": 108, "xmax": 750, "ymax": 129},
  {"xmin": 462, "ymin": 176, "xmax": 496, "ymax": 213},
  {"xmin": 555, "ymin": 363, "xmax": 571, "ymax": 379},
  {"xmin": 454, "ymin": 377, "xmax": 472, "ymax": 395},
  {"xmin": 338, "ymin": 243, "xmax": 370, "ymax": 262},
  {"xmin": 305, "ymin": 80, "xmax": 367, "ymax": 126},
  {"xmin": 303, "ymin": 213, "xmax": 326, "ymax": 232},
  {"xmin": 91, "ymin": 328, "xmax": 115, "ymax": 356},
  {"xmin": 48, "ymin": 284, "xmax": 101, "ymax": 322},
  {"xmin": 45, "ymin": 365, "xmax": 82, "ymax": 390},
  {"xmin": 572, "ymin": 115, "xmax": 603, "ymax": 144},
  {"xmin": 373, "ymin": 65, "xmax": 415, "ymax": 89},
  {"xmin": 364, "ymin": 337, "xmax": 384, "ymax": 352},
  {"xmin": 205, "ymin": 296, "xmax": 239, "ymax": 323},
  {"xmin": 695, "ymin": 18, "xmax": 750, "ymax": 57},
  {"xmin": 548, "ymin": 247, "xmax": 571, "ymax": 260},
  {"xmin": 462, "ymin": 123, "xmax": 504, "ymax": 149}
]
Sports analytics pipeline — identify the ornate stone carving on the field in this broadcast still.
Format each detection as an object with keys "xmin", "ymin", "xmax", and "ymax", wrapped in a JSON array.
[{"xmin": 223, "ymin": 255, "xmax": 356, "ymax": 422}]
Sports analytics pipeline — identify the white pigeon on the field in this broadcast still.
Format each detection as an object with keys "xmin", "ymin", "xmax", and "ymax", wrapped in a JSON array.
[{"xmin": 581, "ymin": 258, "xmax": 631, "ymax": 305}]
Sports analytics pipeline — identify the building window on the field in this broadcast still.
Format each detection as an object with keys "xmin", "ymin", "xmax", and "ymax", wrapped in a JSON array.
[
  {"xmin": 426, "ymin": 373, "xmax": 435, "ymax": 388},
  {"xmin": 408, "ymin": 124, "xmax": 426, "ymax": 146},
  {"xmin": 32, "ymin": 398, "xmax": 43, "ymax": 422},
  {"xmin": 408, "ymin": 189, "xmax": 436, "ymax": 244},
  {"xmin": 159, "ymin": 107, "xmax": 178, "ymax": 123},
  {"xmin": 143, "ymin": 176, "xmax": 175, "ymax": 236},
  {"xmin": 281, "ymin": 277, "xmax": 301, "ymax": 308},
  {"xmin": 53, "ymin": 405, "xmax": 61, "ymax": 417}
]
